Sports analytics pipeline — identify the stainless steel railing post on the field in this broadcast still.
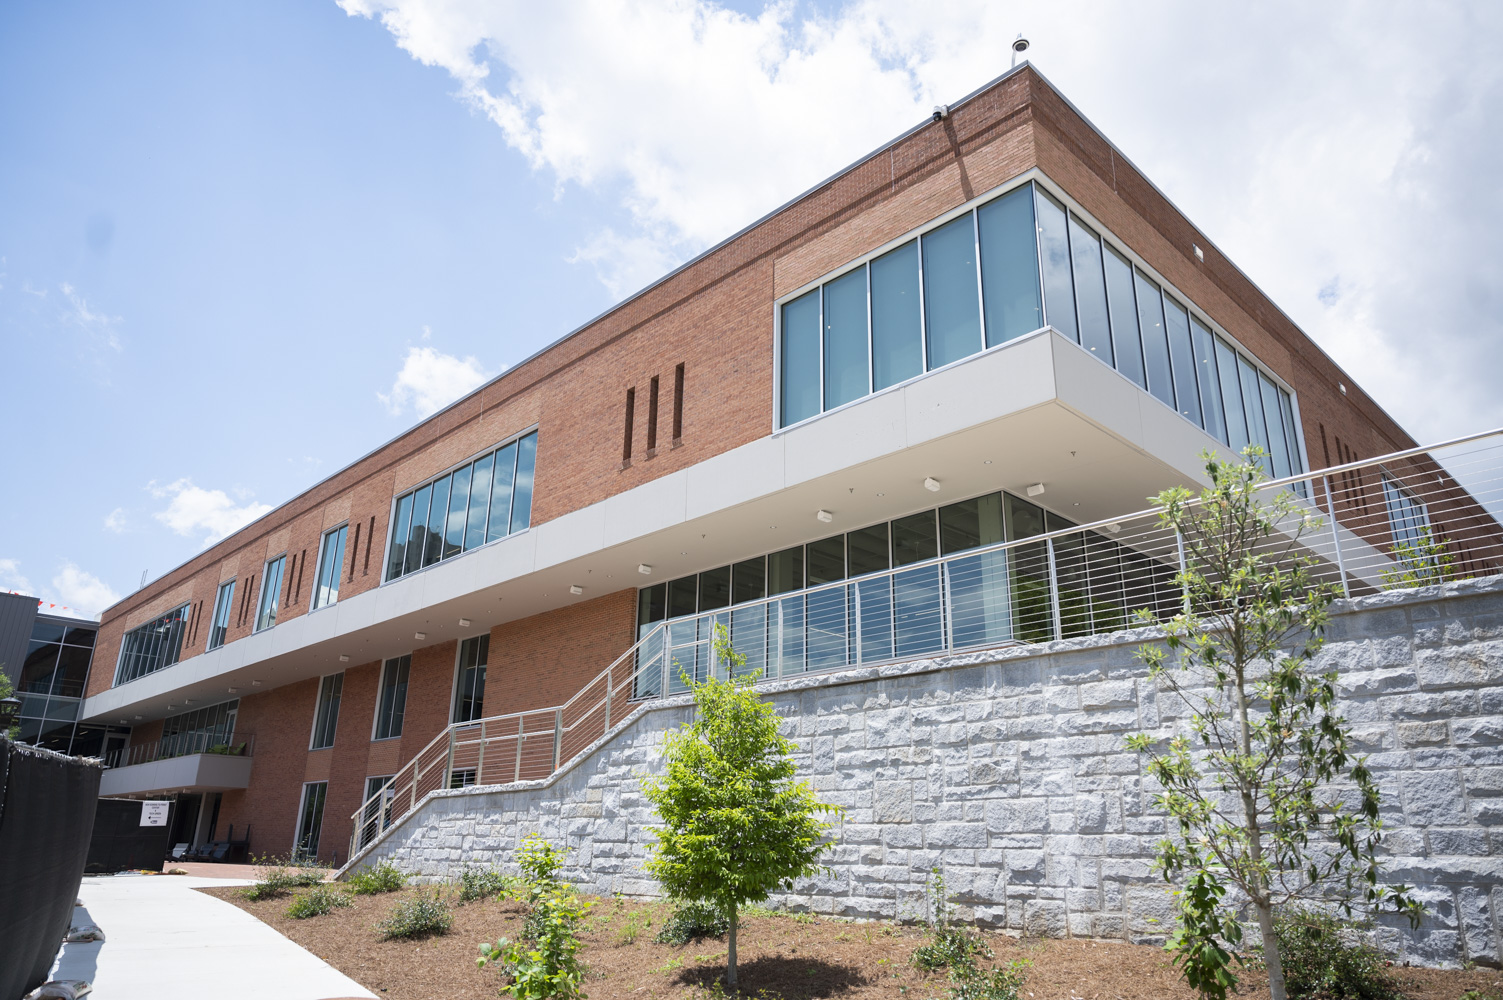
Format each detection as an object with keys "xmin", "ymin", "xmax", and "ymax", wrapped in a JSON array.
[
  {"xmin": 1045, "ymin": 538, "xmax": 1062, "ymax": 641},
  {"xmin": 1176, "ymin": 529, "xmax": 1190, "ymax": 616},
  {"xmin": 552, "ymin": 709, "xmax": 563, "ymax": 772},
  {"xmin": 1324, "ymin": 474, "xmax": 1351, "ymax": 599}
]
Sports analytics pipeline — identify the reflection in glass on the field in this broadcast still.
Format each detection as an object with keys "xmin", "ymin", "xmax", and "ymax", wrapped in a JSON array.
[
  {"xmin": 823, "ymin": 267, "xmax": 869, "ymax": 409},
  {"xmin": 375, "ymin": 654, "xmax": 411, "ymax": 738},
  {"xmin": 667, "ymin": 576, "xmax": 698, "ymax": 619},
  {"xmin": 781, "ymin": 290, "xmax": 821, "ymax": 424},
  {"xmin": 939, "ymin": 493, "xmax": 1005, "ymax": 554},
  {"xmin": 1216, "ymin": 338, "xmax": 1249, "ymax": 453},
  {"xmin": 768, "ymin": 546, "xmax": 804, "ymax": 595},
  {"xmin": 1191, "ymin": 319, "xmax": 1227, "ymax": 445},
  {"xmin": 1104, "ymin": 246, "xmax": 1145, "ymax": 389},
  {"xmin": 488, "ymin": 443, "xmax": 517, "ymax": 543},
  {"xmin": 509, "ymin": 433, "xmax": 537, "ymax": 533},
  {"xmin": 312, "ymin": 524, "xmax": 347, "ymax": 611},
  {"xmin": 698, "ymin": 566, "xmax": 731, "ymax": 611},
  {"xmin": 805, "ymin": 587, "xmax": 847, "ymax": 671},
  {"xmin": 1135, "ymin": 270, "xmax": 1174, "ymax": 409},
  {"xmin": 1260, "ymin": 374, "xmax": 1292, "ymax": 478},
  {"xmin": 947, "ymin": 550, "xmax": 1011, "ymax": 648},
  {"xmin": 846, "ymin": 523, "xmax": 890, "ymax": 578},
  {"xmin": 1239, "ymin": 355, "xmax": 1272, "ymax": 474},
  {"xmin": 853, "ymin": 577, "xmax": 893, "ymax": 663},
  {"xmin": 1068, "ymin": 215, "xmax": 1112, "ymax": 364},
  {"xmin": 444, "ymin": 465, "xmax": 471, "ymax": 559},
  {"xmin": 891, "ymin": 511, "xmax": 938, "ymax": 566},
  {"xmin": 465, "ymin": 453, "xmax": 494, "ymax": 550},
  {"xmin": 893, "ymin": 565, "xmax": 944, "ymax": 656},
  {"xmin": 208, "ymin": 579, "xmax": 235, "ymax": 650},
  {"xmin": 978, "ymin": 184, "xmax": 1041, "ymax": 346},
  {"xmin": 870, "ymin": 242, "xmax": 923, "ymax": 391},
  {"xmin": 922, "ymin": 214, "xmax": 983, "ymax": 368},
  {"xmin": 1163, "ymin": 296, "xmax": 1202, "ymax": 426},
  {"xmin": 256, "ymin": 557, "xmax": 285, "ymax": 632},
  {"xmin": 403, "ymin": 485, "xmax": 431, "ymax": 575},
  {"xmin": 732, "ymin": 557, "xmax": 766, "ymax": 605},
  {"xmin": 806, "ymin": 535, "xmax": 846, "ymax": 585},
  {"xmin": 1034, "ymin": 187, "xmax": 1077, "ymax": 341},
  {"xmin": 453, "ymin": 639, "xmax": 488, "ymax": 723},
  {"xmin": 422, "ymin": 476, "xmax": 450, "ymax": 567}
]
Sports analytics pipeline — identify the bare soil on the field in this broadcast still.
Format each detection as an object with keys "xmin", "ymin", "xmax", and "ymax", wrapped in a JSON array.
[{"xmin": 202, "ymin": 885, "xmax": 1501, "ymax": 1000}]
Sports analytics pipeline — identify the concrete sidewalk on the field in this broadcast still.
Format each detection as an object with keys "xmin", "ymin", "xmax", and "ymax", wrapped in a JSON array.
[{"xmin": 51, "ymin": 873, "xmax": 374, "ymax": 1000}]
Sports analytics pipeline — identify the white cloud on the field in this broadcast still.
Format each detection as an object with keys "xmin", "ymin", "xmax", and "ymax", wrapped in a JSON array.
[
  {"xmin": 151, "ymin": 479, "xmax": 273, "ymax": 546},
  {"xmin": 341, "ymin": 0, "xmax": 1503, "ymax": 444},
  {"xmin": 0, "ymin": 558, "xmax": 35, "ymax": 597},
  {"xmin": 104, "ymin": 508, "xmax": 127, "ymax": 533},
  {"xmin": 59, "ymin": 281, "xmax": 122, "ymax": 352},
  {"xmin": 51, "ymin": 563, "xmax": 120, "ymax": 617},
  {"xmin": 378, "ymin": 344, "xmax": 491, "ymax": 418}
]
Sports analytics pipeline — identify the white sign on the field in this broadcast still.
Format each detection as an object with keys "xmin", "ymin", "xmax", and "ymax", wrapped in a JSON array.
[{"xmin": 140, "ymin": 801, "xmax": 170, "ymax": 827}]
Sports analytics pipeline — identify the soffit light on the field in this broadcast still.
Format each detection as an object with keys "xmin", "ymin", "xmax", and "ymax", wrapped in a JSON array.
[
  {"xmin": 458, "ymin": 618, "xmax": 471, "ymax": 627},
  {"xmin": 923, "ymin": 477, "xmax": 942, "ymax": 492},
  {"xmin": 816, "ymin": 510, "xmax": 834, "ymax": 523},
  {"xmin": 1026, "ymin": 483, "xmax": 1046, "ymax": 497}
]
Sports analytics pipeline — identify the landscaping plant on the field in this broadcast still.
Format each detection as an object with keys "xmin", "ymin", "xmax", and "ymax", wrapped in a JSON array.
[
  {"xmin": 1273, "ymin": 909, "xmax": 1402, "ymax": 1000},
  {"xmin": 1125, "ymin": 448, "xmax": 1423, "ymax": 1000},
  {"xmin": 286, "ymin": 884, "xmax": 352, "ymax": 919},
  {"xmin": 477, "ymin": 887, "xmax": 593, "ymax": 1000},
  {"xmin": 1380, "ymin": 524, "xmax": 1457, "ymax": 590},
  {"xmin": 910, "ymin": 869, "xmax": 989, "ymax": 972},
  {"xmin": 379, "ymin": 887, "xmax": 454, "ymax": 939},
  {"xmin": 654, "ymin": 899, "xmax": 728, "ymax": 946},
  {"xmin": 457, "ymin": 865, "xmax": 514, "ymax": 902},
  {"xmin": 346, "ymin": 859, "xmax": 408, "ymax": 895},
  {"xmin": 240, "ymin": 853, "xmax": 328, "ymax": 900},
  {"xmin": 643, "ymin": 623, "xmax": 840, "ymax": 985}
]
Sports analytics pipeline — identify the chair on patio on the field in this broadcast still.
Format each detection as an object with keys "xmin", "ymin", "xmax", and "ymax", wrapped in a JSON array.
[{"xmin": 171, "ymin": 843, "xmax": 189, "ymax": 860}]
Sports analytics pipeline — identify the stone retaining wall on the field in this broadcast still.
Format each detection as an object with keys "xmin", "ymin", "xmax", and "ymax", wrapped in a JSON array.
[{"xmin": 351, "ymin": 577, "xmax": 1503, "ymax": 967}]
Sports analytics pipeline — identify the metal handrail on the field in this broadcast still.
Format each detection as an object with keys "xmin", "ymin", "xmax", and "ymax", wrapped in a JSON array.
[
  {"xmin": 106, "ymin": 731, "xmax": 255, "ymax": 769},
  {"xmin": 346, "ymin": 429, "xmax": 1503, "ymax": 862}
]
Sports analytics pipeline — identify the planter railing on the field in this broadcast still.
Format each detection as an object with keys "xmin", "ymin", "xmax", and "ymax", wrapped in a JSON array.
[{"xmin": 348, "ymin": 427, "xmax": 1503, "ymax": 860}]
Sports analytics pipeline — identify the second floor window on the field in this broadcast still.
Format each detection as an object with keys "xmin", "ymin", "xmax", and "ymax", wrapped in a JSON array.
[
  {"xmin": 115, "ymin": 604, "xmax": 190, "ymax": 684},
  {"xmin": 256, "ymin": 555, "xmax": 286, "ymax": 632},
  {"xmin": 207, "ymin": 580, "xmax": 234, "ymax": 651},
  {"xmin": 311, "ymin": 524, "xmax": 348, "ymax": 611},
  {"xmin": 453, "ymin": 635, "xmax": 488, "ymax": 723},
  {"xmin": 373, "ymin": 655, "xmax": 410, "ymax": 740},
  {"xmin": 310, "ymin": 672, "xmax": 343, "ymax": 750}
]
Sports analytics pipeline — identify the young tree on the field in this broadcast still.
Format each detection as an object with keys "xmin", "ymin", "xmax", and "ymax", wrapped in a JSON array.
[
  {"xmin": 643, "ymin": 624, "xmax": 839, "ymax": 986},
  {"xmin": 1124, "ymin": 449, "xmax": 1422, "ymax": 1000}
]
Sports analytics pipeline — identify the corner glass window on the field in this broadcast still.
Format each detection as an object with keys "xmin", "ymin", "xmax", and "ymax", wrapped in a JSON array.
[
  {"xmin": 1068, "ymin": 214, "xmax": 1113, "ymax": 365},
  {"xmin": 115, "ymin": 604, "xmax": 191, "ymax": 684},
  {"xmin": 977, "ymin": 184, "xmax": 1041, "ymax": 346},
  {"xmin": 1035, "ymin": 187, "xmax": 1077, "ymax": 342},
  {"xmin": 939, "ymin": 493, "xmax": 1005, "ymax": 554}
]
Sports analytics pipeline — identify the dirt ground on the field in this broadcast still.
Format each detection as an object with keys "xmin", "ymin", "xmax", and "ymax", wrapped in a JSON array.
[{"xmin": 203, "ymin": 885, "xmax": 1502, "ymax": 1000}]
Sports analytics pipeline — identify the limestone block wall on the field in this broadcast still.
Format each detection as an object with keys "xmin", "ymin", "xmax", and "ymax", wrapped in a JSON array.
[{"xmin": 349, "ymin": 577, "xmax": 1503, "ymax": 968}]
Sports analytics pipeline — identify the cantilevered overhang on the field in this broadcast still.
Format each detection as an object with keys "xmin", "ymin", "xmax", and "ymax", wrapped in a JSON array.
[
  {"xmin": 83, "ymin": 330, "xmax": 1247, "ymax": 724},
  {"xmin": 98, "ymin": 752, "xmax": 254, "ymax": 797}
]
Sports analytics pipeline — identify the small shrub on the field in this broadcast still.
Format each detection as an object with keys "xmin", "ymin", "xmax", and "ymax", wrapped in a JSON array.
[
  {"xmin": 458, "ymin": 866, "xmax": 515, "ymax": 902},
  {"xmin": 1273, "ymin": 910, "xmax": 1402, "ymax": 1000},
  {"xmin": 347, "ymin": 860, "xmax": 408, "ymax": 895},
  {"xmin": 615, "ymin": 908, "xmax": 651, "ymax": 945},
  {"xmin": 517, "ymin": 834, "xmax": 564, "ymax": 890},
  {"xmin": 654, "ymin": 900, "xmax": 728, "ymax": 946},
  {"xmin": 287, "ymin": 885, "xmax": 353, "ymax": 919},
  {"xmin": 478, "ymin": 888, "xmax": 593, "ymax": 1000},
  {"xmin": 240, "ymin": 853, "xmax": 328, "ymax": 901},
  {"xmin": 948, "ymin": 961, "xmax": 1029, "ymax": 1000},
  {"xmin": 911, "ymin": 869, "xmax": 990, "ymax": 973},
  {"xmin": 380, "ymin": 888, "xmax": 454, "ymax": 939}
]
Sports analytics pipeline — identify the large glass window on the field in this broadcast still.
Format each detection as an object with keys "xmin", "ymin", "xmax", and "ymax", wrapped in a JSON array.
[
  {"xmin": 1103, "ymin": 246, "xmax": 1145, "ymax": 388},
  {"xmin": 1216, "ymin": 337, "xmax": 1249, "ymax": 453},
  {"xmin": 384, "ymin": 431, "xmax": 539, "ymax": 583},
  {"xmin": 780, "ymin": 290, "xmax": 821, "ymax": 424},
  {"xmin": 1068, "ymin": 214, "xmax": 1113, "ymax": 364},
  {"xmin": 1191, "ymin": 318, "xmax": 1226, "ymax": 445},
  {"xmin": 870, "ymin": 241, "xmax": 923, "ymax": 391},
  {"xmin": 1134, "ymin": 270, "xmax": 1174, "ymax": 409},
  {"xmin": 823, "ymin": 267, "xmax": 869, "ymax": 409},
  {"xmin": 20, "ymin": 617, "xmax": 98, "ymax": 752},
  {"xmin": 311, "ymin": 524, "xmax": 347, "ymax": 611},
  {"xmin": 255, "ymin": 555, "xmax": 285, "ymax": 632},
  {"xmin": 115, "ymin": 604, "xmax": 190, "ymax": 684},
  {"xmin": 207, "ymin": 580, "xmax": 234, "ymax": 651},
  {"xmin": 373, "ymin": 655, "xmax": 410, "ymax": 740},
  {"xmin": 977, "ymin": 184, "xmax": 1041, "ymax": 346},
  {"xmin": 922, "ymin": 213, "xmax": 983, "ymax": 368},
  {"xmin": 161, "ymin": 700, "xmax": 238, "ymax": 757},
  {"xmin": 1383, "ymin": 476, "xmax": 1430, "ymax": 548},
  {"xmin": 310, "ymin": 672, "xmax": 343, "ymax": 750},
  {"xmin": 1163, "ymin": 296, "xmax": 1202, "ymax": 426},
  {"xmin": 295, "ymin": 781, "xmax": 327, "ymax": 861},
  {"xmin": 454, "ymin": 635, "xmax": 488, "ymax": 723},
  {"xmin": 1035, "ymin": 187, "xmax": 1077, "ymax": 342}
]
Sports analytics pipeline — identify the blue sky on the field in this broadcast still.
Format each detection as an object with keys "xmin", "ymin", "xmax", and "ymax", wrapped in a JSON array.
[{"xmin": 3, "ymin": 1, "xmax": 1501, "ymax": 618}]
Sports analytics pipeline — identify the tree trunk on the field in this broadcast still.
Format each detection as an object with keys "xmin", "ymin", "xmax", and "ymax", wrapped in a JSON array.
[
  {"xmin": 1257, "ymin": 901, "xmax": 1286, "ymax": 1000},
  {"xmin": 727, "ymin": 905, "xmax": 738, "ymax": 985}
]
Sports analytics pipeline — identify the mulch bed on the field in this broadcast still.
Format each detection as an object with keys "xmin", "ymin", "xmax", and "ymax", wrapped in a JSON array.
[{"xmin": 201, "ymin": 885, "xmax": 1501, "ymax": 1000}]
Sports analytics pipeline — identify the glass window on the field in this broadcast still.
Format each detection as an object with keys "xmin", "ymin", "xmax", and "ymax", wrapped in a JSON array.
[
  {"xmin": 454, "ymin": 636, "xmax": 488, "ymax": 723},
  {"xmin": 464, "ymin": 453, "xmax": 494, "ymax": 550},
  {"xmin": 768, "ymin": 546, "xmax": 804, "ymax": 596},
  {"xmin": 780, "ymin": 289, "xmax": 821, "ymax": 424},
  {"xmin": 53, "ymin": 646, "xmax": 90, "ymax": 698},
  {"xmin": 374, "ymin": 655, "xmax": 410, "ymax": 740},
  {"xmin": 31, "ymin": 621, "xmax": 66, "ymax": 644},
  {"xmin": 310, "ymin": 672, "xmax": 343, "ymax": 750},
  {"xmin": 422, "ymin": 475, "xmax": 450, "ymax": 568},
  {"xmin": 1068, "ymin": 214, "xmax": 1112, "ymax": 364},
  {"xmin": 402, "ymin": 484, "xmax": 431, "ymax": 575},
  {"xmin": 1006, "ymin": 495, "xmax": 1045, "ymax": 540},
  {"xmin": 1163, "ymin": 296, "xmax": 1202, "ymax": 426},
  {"xmin": 114, "ymin": 604, "xmax": 191, "ymax": 684},
  {"xmin": 1191, "ymin": 318, "xmax": 1227, "ymax": 445},
  {"xmin": 1103, "ymin": 245, "xmax": 1145, "ymax": 388},
  {"xmin": 510, "ymin": 432, "xmax": 537, "ymax": 533},
  {"xmin": 1034, "ymin": 187, "xmax": 1077, "ymax": 342},
  {"xmin": 1278, "ymin": 390, "xmax": 1304, "ymax": 473},
  {"xmin": 1238, "ymin": 355, "xmax": 1273, "ymax": 474},
  {"xmin": 939, "ymin": 493, "xmax": 1005, "ymax": 554},
  {"xmin": 22, "ymin": 641, "xmax": 60, "ymax": 694},
  {"xmin": 822, "ymin": 267, "xmax": 869, "ymax": 409},
  {"xmin": 732, "ymin": 557, "xmax": 766, "ymax": 605},
  {"xmin": 667, "ymin": 576, "xmax": 698, "ymax": 618},
  {"xmin": 978, "ymin": 184, "xmax": 1041, "ymax": 346},
  {"xmin": 1259, "ymin": 373, "xmax": 1292, "ymax": 478},
  {"xmin": 487, "ymin": 442, "xmax": 517, "ymax": 544},
  {"xmin": 443, "ymin": 464, "xmax": 471, "ymax": 559},
  {"xmin": 891, "ymin": 510, "xmax": 938, "ymax": 566},
  {"xmin": 255, "ymin": 556, "xmax": 285, "ymax": 632},
  {"xmin": 1383, "ymin": 477, "xmax": 1430, "ymax": 548},
  {"xmin": 62, "ymin": 626, "xmax": 95, "ymax": 648},
  {"xmin": 846, "ymin": 523, "xmax": 891, "ymax": 578},
  {"xmin": 698, "ymin": 566, "xmax": 731, "ymax": 611},
  {"xmin": 870, "ymin": 241, "xmax": 923, "ymax": 391},
  {"xmin": 1216, "ymin": 337, "xmax": 1249, "ymax": 453},
  {"xmin": 806, "ymin": 535, "xmax": 846, "ymax": 585},
  {"xmin": 637, "ymin": 583, "xmax": 666, "ymax": 635},
  {"xmin": 1134, "ymin": 270, "xmax": 1174, "ymax": 409},
  {"xmin": 386, "ymin": 493, "xmax": 414, "ymax": 581},
  {"xmin": 295, "ymin": 781, "xmax": 327, "ymax": 861},
  {"xmin": 311, "ymin": 524, "xmax": 347, "ymax": 611},
  {"xmin": 922, "ymin": 213, "xmax": 983, "ymax": 368},
  {"xmin": 207, "ymin": 580, "xmax": 234, "ymax": 651}
]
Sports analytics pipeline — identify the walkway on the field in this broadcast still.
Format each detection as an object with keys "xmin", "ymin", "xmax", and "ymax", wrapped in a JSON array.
[{"xmin": 51, "ymin": 872, "xmax": 373, "ymax": 1000}]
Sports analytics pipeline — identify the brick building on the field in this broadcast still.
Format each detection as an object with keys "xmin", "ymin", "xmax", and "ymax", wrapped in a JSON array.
[{"xmin": 82, "ymin": 65, "xmax": 1445, "ymax": 864}]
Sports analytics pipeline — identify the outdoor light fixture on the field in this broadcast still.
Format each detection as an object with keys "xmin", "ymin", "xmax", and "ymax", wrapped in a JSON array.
[
  {"xmin": 637, "ymin": 563, "xmax": 652, "ymax": 575},
  {"xmin": 338, "ymin": 654, "xmax": 350, "ymax": 663},
  {"xmin": 1010, "ymin": 34, "xmax": 1029, "ymax": 68},
  {"xmin": 1026, "ymin": 482, "xmax": 1046, "ymax": 497},
  {"xmin": 817, "ymin": 509, "xmax": 834, "ymax": 523},
  {"xmin": 414, "ymin": 631, "xmax": 426, "ymax": 641},
  {"xmin": 569, "ymin": 585, "xmax": 583, "ymax": 596},
  {"xmin": 923, "ymin": 477, "xmax": 942, "ymax": 492},
  {"xmin": 251, "ymin": 680, "xmax": 262, "ymax": 687},
  {"xmin": 0, "ymin": 694, "xmax": 19, "ymax": 732},
  {"xmin": 227, "ymin": 687, "xmax": 238, "ymax": 694},
  {"xmin": 458, "ymin": 618, "xmax": 471, "ymax": 628}
]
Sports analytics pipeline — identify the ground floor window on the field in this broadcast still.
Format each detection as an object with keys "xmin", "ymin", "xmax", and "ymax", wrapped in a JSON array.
[
  {"xmin": 453, "ymin": 635, "xmax": 488, "ymax": 723},
  {"xmin": 358, "ymin": 775, "xmax": 394, "ymax": 850},
  {"xmin": 295, "ymin": 780, "xmax": 327, "ymax": 861}
]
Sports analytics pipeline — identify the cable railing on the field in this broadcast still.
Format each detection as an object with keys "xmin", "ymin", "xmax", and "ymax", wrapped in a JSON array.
[
  {"xmin": 346, "ymin": 428, "xmax": 1503, "ymax": 862},
  {"xmin": 105, "ymin": 731, "xmax": 255, "ymax": 769}
]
